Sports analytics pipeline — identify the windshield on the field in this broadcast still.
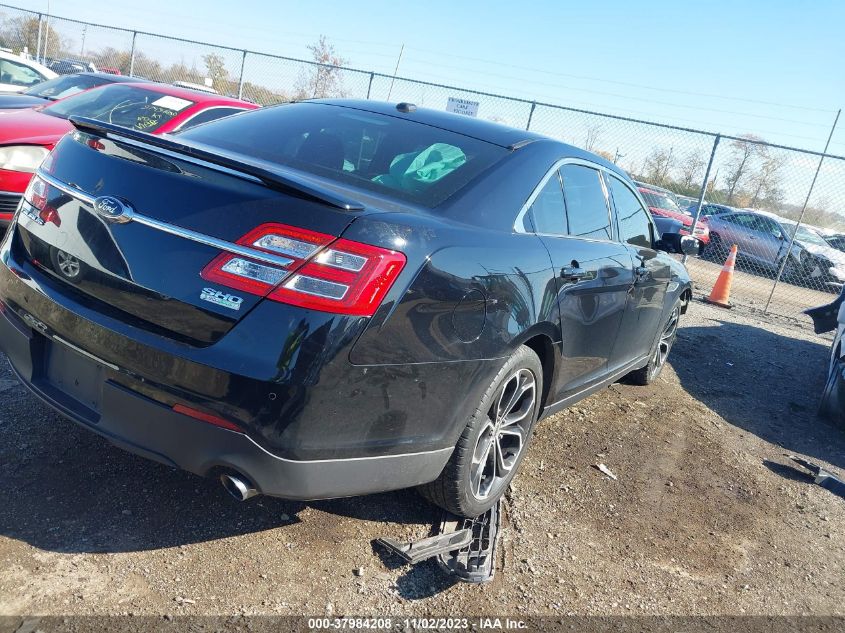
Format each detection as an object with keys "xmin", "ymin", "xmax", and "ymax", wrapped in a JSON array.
[
  {"xmin": 178, "ymin": 102, "xmax": 509, "ymax": 208},
  {"xmin": 641, "ymin": 191, "xmax": 686, "ymax": 214},
  {"xmin": 42, "ymin": 84, "xmax": 195, "ymax": 132},
  {"xmin": 785, "ymin": 224, "xmax": 829, "ymax": 247},
  {"xmin": 23, "ymin": 74, "xmax": 107, "ymax": 100}
]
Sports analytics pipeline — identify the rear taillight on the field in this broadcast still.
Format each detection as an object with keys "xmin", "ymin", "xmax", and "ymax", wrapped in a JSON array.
[
  {"xmin": 201, "ymin": 223, "xmax": 335, "ymax": 295},
  {"xmin": 22, "ymin": 175, "xmax": 48, "ymax": 211},
  {"xmin": 201, "ymin": 224, "xmax": 406, "ymax": 317}
]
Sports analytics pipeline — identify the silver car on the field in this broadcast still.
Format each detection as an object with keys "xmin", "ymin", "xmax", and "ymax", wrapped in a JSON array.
[{"xmin": 705, "ymin": 210, "xmax": 845, "ymax": 286}]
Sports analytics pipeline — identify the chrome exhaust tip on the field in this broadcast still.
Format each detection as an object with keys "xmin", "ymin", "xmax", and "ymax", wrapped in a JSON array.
[{"xmin": 220, "ymin": 473, "xmax": 258, "ymax": 501}]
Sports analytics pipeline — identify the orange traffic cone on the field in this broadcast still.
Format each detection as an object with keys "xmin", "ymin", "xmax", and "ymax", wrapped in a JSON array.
[{"xmin": 705, "ymin": 244, "xmax": 737, "ymax": 308}]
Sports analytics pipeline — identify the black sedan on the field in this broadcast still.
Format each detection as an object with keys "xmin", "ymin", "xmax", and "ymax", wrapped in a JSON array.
[
  {"xmin": 0, "ymin": 72, "xmax": 146, "ymax": 109},
  {"xmin": 0, "ymin": 100, "xmax": 695, "ymax": 517}
]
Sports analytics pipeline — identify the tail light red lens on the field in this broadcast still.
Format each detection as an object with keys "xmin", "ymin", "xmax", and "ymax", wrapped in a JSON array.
[
  {"xmin": 270, "ymin": 238, "xmax": 406, "ymax": 316},
  {"xmin": 22, "ymin": 175, "xmax": 49, "ymax": 211},
  {"xmin": 201, "ymin": 223, "xmax": 406, "ymax": 317}
]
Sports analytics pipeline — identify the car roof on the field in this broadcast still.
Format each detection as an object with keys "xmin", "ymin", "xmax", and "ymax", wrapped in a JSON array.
[
  {"xmin": 309, "ymin": 99, "xmax": 547, "ymax": 149},
  {"xmin": 76, "ymin": 72, "xmax": 146, "ymax": 83}
]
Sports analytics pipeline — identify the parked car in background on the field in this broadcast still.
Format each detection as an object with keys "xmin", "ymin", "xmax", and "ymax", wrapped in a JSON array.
[
  {"xmin": 637, "ymin": 185, "xmax": 710, "ymax": 249},
  {"xmin": 0, "ymin": 82, "xmax": 258, "ymax": 226},
  {"xmin": 823, "ymin": 233, "xmax": 845, "ymax": 254},
  {"xmin": 705, "ymin": 210, "xmax": 845, "ymax": 287},
  {"xmin": 0, "ymin": 51, "xmax": 57, "ymax": 93},
  {"xmin": 98, "ymin": 67, "xmax": 122, "ymax": 75},
  {"xmin": 676, "ymin": 195, "xmax": 700, "ymax": 211},
  {"xmin": 689, "ymin": 202, "xmax": 735, "ymax": 219},
  {"xmin": 805, "ymin": 288, "xmax": 845, "ymax": 425},
  {"xmin": 48, "ymin": 59, "xmax": 97, "ymax": 75},
  {"xmin": 0, "ymin": 100, "xmax": 696, "ymax": 518},
  {"xmin": 0, "ymin": 72, "xmax": 146, "ymax": 110}
]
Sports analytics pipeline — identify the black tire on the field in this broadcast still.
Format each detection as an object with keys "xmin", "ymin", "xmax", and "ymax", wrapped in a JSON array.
[
  {"xmin": 819, "ymin": 347, "xmax": 844, "ymax": 425},
  {"xmin": 418, "ymin": 345, "xmax": 543, "ymax": 518},
  {"xmin": 625, "ymin": 299, "xmax": 682, "ymax": 386}
]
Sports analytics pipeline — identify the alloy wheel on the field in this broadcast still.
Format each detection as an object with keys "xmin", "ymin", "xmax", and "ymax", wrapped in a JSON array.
[
  {"xmin": 649, "ymin": 305, "xmax": 681, "ymax": 379},
  {"xmin": 56, "ymin": 250, "xmax": 81, "ymax": 279},
  {"xmin": 470, "ymin": 368, "xmax": 536, "ymax": 500}
]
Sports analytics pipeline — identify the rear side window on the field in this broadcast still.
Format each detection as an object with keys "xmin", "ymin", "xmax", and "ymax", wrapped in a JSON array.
[
  {"xmin": 178, "ymin": 107, "xmax": 245, "ymax": 130},
  {"xmin": 560, "ymin": 164, "xmax": 612, "ymax": 240},
  {"xmin": 608, "ymin": 175, "xmax": 653, "ymax": 249},
  {"xmin": 178, "ymin": 102, "xmax": 508, "ymax": 208},
  {"xmin": 528, "ymin": 173, "xmax": 567, "ymax": 235}
]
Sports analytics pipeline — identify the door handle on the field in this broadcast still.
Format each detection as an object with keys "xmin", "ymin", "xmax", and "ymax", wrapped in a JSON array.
[
  {"xmin": 634, "ymin": 265, "xmax": 650, "ymax": 283},
  {"xmin": 561, "ymin": 266, "xmax": 586, "ymax": 282}
]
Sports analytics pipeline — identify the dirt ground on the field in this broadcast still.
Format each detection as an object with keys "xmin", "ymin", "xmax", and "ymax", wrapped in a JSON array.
[{"xmin": 0, "ymin": 299, "xmax": 843, "ymax": 620}]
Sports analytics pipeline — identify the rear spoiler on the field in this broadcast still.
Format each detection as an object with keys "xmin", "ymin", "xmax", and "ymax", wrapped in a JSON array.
[{"xmin": 68, "ymin": 116, "xmax": 365, "ymax": 211}]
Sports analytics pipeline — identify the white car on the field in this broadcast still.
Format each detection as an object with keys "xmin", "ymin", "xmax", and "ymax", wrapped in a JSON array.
[{"xmin": 0, "ymin": 51, "xmax": 57, "ymax": 93}]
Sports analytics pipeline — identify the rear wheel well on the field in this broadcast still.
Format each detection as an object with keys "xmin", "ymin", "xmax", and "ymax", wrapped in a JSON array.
[{"xmin": 522, "ymin": 335, "xmax": 555, "ymax": 413}]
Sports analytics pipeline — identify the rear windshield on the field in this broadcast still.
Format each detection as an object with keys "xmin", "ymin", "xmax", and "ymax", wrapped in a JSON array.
[
  {"xmin": 641, "ymin": 191, "xmax": 685, "ymax": 214},
  {"xmin": 177, "ymin": 102, "xmax": 508, "ymax": 208},
  {"xmin": 24, "ymin": 74, "xmax": 108, "ymax": 100},
  {"xmin": 43, "ymin": 84, "xmax": 195, "ymax": 132}
]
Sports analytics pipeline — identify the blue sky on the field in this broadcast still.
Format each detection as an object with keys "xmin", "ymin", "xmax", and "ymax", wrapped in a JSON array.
[{"xmin": 24, "ymin": 0, "xmax": 844, "ymax": 155}]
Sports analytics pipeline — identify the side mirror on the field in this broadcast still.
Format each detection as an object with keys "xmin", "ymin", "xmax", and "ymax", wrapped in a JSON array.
[{"xmin": 655, "ymin": 232, "xmax": 699, "ymax": 255}]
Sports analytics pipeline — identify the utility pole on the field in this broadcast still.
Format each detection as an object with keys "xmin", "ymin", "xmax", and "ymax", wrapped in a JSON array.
[
  {"xmin": 386, "ymin": 43, "xmax": 404, "ymax": 101},
  {"xmin": 80, "ymin": 25, "xmax": 87, "ymax": 57}
]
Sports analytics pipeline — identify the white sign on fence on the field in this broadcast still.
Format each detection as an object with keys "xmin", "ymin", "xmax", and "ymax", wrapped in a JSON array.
[{"xmin": 446, "ymin": 97, "xmax": 480, "ymax": 117}]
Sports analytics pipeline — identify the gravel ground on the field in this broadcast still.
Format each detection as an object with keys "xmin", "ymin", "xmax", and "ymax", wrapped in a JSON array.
[{"xmin": 0, "ymin": 299, "xmax": 843, "ymax": 619}]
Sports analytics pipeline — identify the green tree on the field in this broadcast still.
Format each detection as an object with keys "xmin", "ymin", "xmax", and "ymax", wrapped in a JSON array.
[{"xmin": 0, "ymin": 16, "xmax": 68, "ymax": 58}]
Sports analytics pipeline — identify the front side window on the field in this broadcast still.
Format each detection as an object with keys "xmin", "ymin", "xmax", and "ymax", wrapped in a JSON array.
[
  {"xmin": 560, "ymin": 164, "xmax": 612, "ymax": 240},
  {"xmin": 0, "ymin": 60, "xmax": 44, "ymax": 87},
  {"xmin": 608, "ymin": 175, "xmax": 653, "ymax": 248},
  {"xmin": 528, "ymin": 172, "xmax": 567, "ymax": 235}
]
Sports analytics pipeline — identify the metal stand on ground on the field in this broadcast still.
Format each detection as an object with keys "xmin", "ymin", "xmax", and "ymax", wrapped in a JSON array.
[{"xmin": 375, "ymin": 499, "xmax": 502, "ymax": 584}]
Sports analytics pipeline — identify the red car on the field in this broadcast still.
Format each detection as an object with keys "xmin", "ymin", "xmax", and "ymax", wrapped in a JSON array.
[
  {"xmin": 0, "ymin": 82, "xmax": 258, "ymax": 226},
  {"xmin": 638, "ymin": 186, "xmax": 710, "ymax": 246}
]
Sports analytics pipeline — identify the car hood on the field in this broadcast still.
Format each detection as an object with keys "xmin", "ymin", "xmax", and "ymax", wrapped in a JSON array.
[
  {"xmin": 0, "ymin": 108, "xmax": 71, "ymax": 147},
  {"xmin": 798, "ymin": 239, "xmax": 845, "ymax": 266},
  {"xmin": 0, "ymin": 94, "xmax": 51, "ymax": 110}
]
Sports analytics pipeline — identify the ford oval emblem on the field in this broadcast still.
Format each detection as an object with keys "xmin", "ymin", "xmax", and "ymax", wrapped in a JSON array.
[{"xmin": 92, "ymin": 196, "xmax": 133, "ymax": 224}]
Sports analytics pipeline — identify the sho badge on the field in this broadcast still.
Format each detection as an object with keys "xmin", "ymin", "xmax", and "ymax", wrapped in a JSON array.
[{"xmin": 200, "ymin": 287, "xmax": 243, "ymax": 311}]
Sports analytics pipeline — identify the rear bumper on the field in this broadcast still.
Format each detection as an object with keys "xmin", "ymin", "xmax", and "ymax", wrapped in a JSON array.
[{"xmin": 0, "ymin": 306, "xmax": 452, "ymax": 499}]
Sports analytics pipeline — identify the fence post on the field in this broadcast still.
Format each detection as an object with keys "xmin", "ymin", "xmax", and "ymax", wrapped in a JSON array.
[
  {"xmin": 128, "ymin": 32, "xmax": 137, "ymax": 77},
  {"xmin": 237, "ymin": 50, "xmax": 247, "ymax": 100},
  {"xmin": 526, "ymin": 102, "xmax": 537, "ymax": 131},
  {"xmin": 764, "ymin": 109, "xmax": 842, "ymax": 314},
  {"xmin": 683, "ymin": 134, "xmax": 721, "ymax": 264},
  {"xmin": 366, "ymin": 72, "xmax": 374, "ymax": 99},
  {"xmin": 35, "ymin": 13, "xmax": 43, "ymax": 62}
]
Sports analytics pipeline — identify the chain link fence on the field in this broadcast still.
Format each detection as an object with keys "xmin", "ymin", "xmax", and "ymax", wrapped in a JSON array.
[{"xmin": 1, "ymin": 2, "xmax": 843, "ymax": 325}]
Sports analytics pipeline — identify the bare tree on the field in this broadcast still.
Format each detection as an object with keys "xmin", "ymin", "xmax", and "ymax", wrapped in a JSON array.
[
  {"xmin": 294, "ymin": 36, "xmax": 348, "ymax": 99},
  {"xmin": 584, "ymin": 123, "xmax": 603, "ymax": 152},
  {"xmin": 678, "ymin": 151, "xmax": 706, "ymax": 190},
  {"xmin": 723, "ymin": 134, "xmax": 764, "ymax": 203},
  {"xmin": 747, "ymin": 149, "xmax": 787, "ymax": 208},
  {"xmin": 642, "ymin": 147, "xmax": 675, "ymax": 186},
  {"xmin": 202, "ymin": 53, "xmax": 230, "ymax": 91}
]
